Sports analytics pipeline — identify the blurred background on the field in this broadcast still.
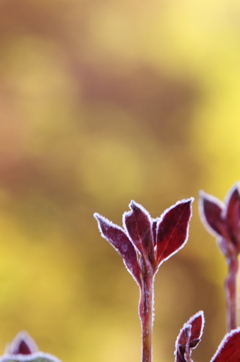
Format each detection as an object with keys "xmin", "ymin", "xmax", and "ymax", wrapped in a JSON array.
[{"xmin": 0, "ymin": 0, "xmax": 239, "ymax": 361}]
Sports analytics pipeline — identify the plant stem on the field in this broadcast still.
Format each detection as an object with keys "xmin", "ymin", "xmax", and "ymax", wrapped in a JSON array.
[
  {"xmin": 225, "ymin": 256, "xmax": 239, "ymax": 332},
  {"xmin": 139, "ymin": 272, "xmax": 154, "ymax": 362}
]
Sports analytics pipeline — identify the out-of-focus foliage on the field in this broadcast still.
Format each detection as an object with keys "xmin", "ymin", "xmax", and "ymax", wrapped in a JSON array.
[{"xmin": 0, "ymin": 1, "xmax": 239, "ymax": 362}]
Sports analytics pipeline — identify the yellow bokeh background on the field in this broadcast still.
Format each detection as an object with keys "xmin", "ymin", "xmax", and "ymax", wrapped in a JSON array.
[{"xmin": 0, "ymin": 1, "xmax": 240, "ymax": 362}]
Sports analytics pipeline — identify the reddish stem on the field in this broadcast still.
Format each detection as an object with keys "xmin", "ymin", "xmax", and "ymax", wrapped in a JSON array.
[
  {"xmin": 139, "ymin": 267, "xmax": 154, "ymax": 362},
  {"xmin": 225, "ymin": 256, "xmax": 239, "ymax": 332}
]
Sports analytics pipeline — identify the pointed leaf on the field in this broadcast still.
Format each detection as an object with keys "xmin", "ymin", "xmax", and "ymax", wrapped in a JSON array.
[
  {"xmin": 211, "ymin": 328, "xmax": 240, "ymax": 362},
  {"xmin": 5, "ymin": 332, "xmax": 38, "ymax": 355},
  {"xmin": 156, "ymin": 198, "xmax": 193, "ymax": 266},
  {"xmin": 176, "ymin": 324, "xmax": 191, "ymax": 362},
  {"xmin": 225, "ymin": 184, "xmax": 240, "ymax": 248},
  {"xmin": 0, "ymin": 353, "xmax": 62, "ymax": 362},
  {"xmin": 123, "ymin": 201, "xmax": 154, "ymax": 265},
  {"xmin": 176, "ymin": 311, "xmax": 204, "ymax": 349},
  {"xmin": 94, "ymin": 213, "xmax": 141, "ymax": 285},
  {"xmin": 175, "ymin": 311, "xmax": 204, "ymax": 362},
  {"xmin": 199, "ymin": 191, "xmax": 225, "ymax": 237}
]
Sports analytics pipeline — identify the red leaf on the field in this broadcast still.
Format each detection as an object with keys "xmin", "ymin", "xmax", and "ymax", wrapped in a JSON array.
[
  {"xmin": 177, "ymin": 311, "xmax": 204, "ymax": 348},
  {"xmin": 175, "ymin": 311, "xmax": 204, "ymax": 362},
  {"xmin": 199, "ymin": 191, "xmax": 225, "ymax": 238},
  {"xmin": 123, "ymin": 201, "xmax": 154, "ymax": 266},
  {"xmin": 94, "ymin": 213, "xmax": 141, "ymax": 285},
  {"xmin": 211, "ymin": 328, "xmax": 240, "ymax": 362},
  {"xmin": 225, "ymin": 184, "xmax": 240, "ymax": 249},
  {"xmin": 156, "ymin": 198, "xmax": 193, "ymax": 266},
  {"xmin": 4, "ymin": 332, "xmax": 38, "ymax": 355}
]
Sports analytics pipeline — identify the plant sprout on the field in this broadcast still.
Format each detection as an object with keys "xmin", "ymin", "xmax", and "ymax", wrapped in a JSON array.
[
  {"xmin": 199, "ymin": 183, "xmax": 240, "ymax": 331},
  {"xmin": 94, "ymin": 199, "xmax": 193, "ymax": 362},
  {"xmin": 2, "ymin": 185, "xmax": 240, "ymax": 362}
]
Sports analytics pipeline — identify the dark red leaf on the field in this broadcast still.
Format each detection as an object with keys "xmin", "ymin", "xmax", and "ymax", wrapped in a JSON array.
[
  {"xmin": 225, "ymin": 184, "xmax": 240, "ymax": 249},
  {"xmin": 176, "ymin": 311, "xmax": 204, "ymax": 350},
  {"xmin": 16, "ymin": 340, "xmax": 32, "ymax": 355},
  {"xmin": 5, "ymin": 332, "xmax": 38, "ymax": 355},
  {"xmin": 94, "ymin": 213, "xmax": 141, "ymax": 285},
  {"xmin": 175, "ymin": 311, "xmax": 204, "ymax": 362},
  {"xmin": 123, "ymin": 201, "xmax": 154, "ymax": 265},
  {"xmin": 199, "ymin": 191, "xmax": 225, "ymax": 237},
  {"xmin": 0, "ymin": 354, "xmax": 61, "ymax": 362},
  {"xmin": 211, "ymin": 328, "xmax": 240, "ymax": 362},
  {"xmin": 156, "ymin": 198, "xmax": 193, "ymax": 266},
  {"xmin": 2, "ymin": 333, "xmax": 62, "ymax": 362},
  {"xmin": 176, "ymin": 324, "xmax": 192, "ymax": 362}
]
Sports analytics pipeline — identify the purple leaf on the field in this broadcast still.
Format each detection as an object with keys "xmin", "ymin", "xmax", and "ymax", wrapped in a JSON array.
[
  {"xmin": 123, "ymin": 201, "xmax": 154, "ymax": 266},
  {"xmin": 199, "ymin": 191, "xmax": 225, "ymax": 238},
  {"xmin": 0, "ymin": 352, "xmax": 62, "ymax": 362},
  {"xmin": 156, "ymin": 198, "xmax": 193, "ymax": 266},
  {"xmin": 2, "ymin": 333, "xmax": 62, "ymax": 362},
  {"xmin": 199, "ymin": 183, "xmax": 240, "ymax": 260},
  {"xmin": 225, "ymin": 185, "xmax": 240, "ymax": 251},
  {"xmin": 4, "ymin": 332, "xmax": 38, "ymax": 355},
  {"xmin": 94, "ymin": 213, "xmax": 141, "ymax": 285},
  {"xmin": 211, "ymin": 327, "xmax": 240, "ymax": 362},
  {"xmin": 175, "ymin": 311, "xmax": 204, "ymax": 362}
]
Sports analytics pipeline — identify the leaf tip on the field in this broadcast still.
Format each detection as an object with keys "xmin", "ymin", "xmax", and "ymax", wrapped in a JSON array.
[
  {"xmin": 128, "ymin": 200, "xmax": 149, "ymax": 214},
  {"xmin": 188, "ymin": 196, "xmax": 195, "ymax": 204},
  {"xmin": 93, "ymin": 212, "xmax": 105, "ymax": 232},
  {"xmin": 4, "ymin": 332, "xmax": 38, "ymax": 356},
  {"xmin": 129, "ymin": 200, "xmax": 138, "ymax": 210},
  {"xmin": 93, "ymin": 212, "xmax": 100, "ymax": 220}
]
